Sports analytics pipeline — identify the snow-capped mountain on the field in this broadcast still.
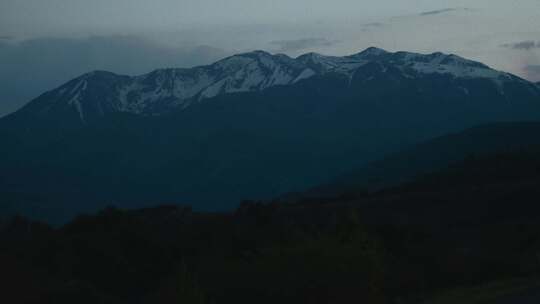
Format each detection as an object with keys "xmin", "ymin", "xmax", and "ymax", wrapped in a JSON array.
[
  {"xmin": 3, "ymin": 47, "xmax": 540, "ymax": 221},
  {"xmin": 18, "ymin": 47, "xmax": 531, "ymax": 123}
]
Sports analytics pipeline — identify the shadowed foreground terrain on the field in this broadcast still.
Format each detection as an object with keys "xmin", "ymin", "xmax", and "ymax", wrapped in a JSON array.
[{"xmin": 2, "ymin": 148, "xmax": 540, "ymax": 303}]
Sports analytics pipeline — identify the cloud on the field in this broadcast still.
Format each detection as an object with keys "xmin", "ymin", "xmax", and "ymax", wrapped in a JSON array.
[
  {"xmin": 501, "ymin": 40, "xmax": 540, "ymax": 50},
  {"xmin": 359, "ymin": 22, "xmax": 386, "ymax": 33},
  {"xmin": 0, "ymin": 35, "xmax": 229, "ymax": 117},
  {"xmin": 525, "ymin": 65, "xmax": 540, "ymax": 81},
  {"xmin": 270, "ymin": 38, "xmax": 338, "ymax": 53},
  {"xmin": 363, "ymin": 22, "xmax": 385, "ymax": 28},
  {"xmin": 0, "ymin": 36, "xmax": 14, "ymax": 46},
  {"xmin": 420, "ymin": 8, "xmax": 460, "ymax": 16}
]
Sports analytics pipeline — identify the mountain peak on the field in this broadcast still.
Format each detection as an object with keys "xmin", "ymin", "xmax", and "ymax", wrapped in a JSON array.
[
  {"xmin": 214, "ymin": 50, "xmax": 290, "ymax": 71},
  {"xmin": 237, "ymin": 50, "xmax": 272, "ymax": 58},
  {"xmin": 84, "ymin": 70, "xmax": 118, "ymax": 77},
  {"xmin": 296, "ymin": 52, "xmax": 324, "ymax": 59},
  {"xmin": 358, "ymin": 46, "xmax": 389, "ymax": 56}
]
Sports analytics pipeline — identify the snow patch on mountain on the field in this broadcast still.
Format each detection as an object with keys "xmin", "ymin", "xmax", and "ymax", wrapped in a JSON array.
[
  {"xmin": 68, "ymin": 79, "xmax": 88, "ymax": 122},
  {"xmin": 397, "ymin": 52, "xmax": 513, "ymax": 82},
  {"xmin": 297, "ymin": 52, "xmax": 368, "ymax": 75},
  {"xmin": 109, "ymin": 51, "xmax": 313, "ymax": 114},
  {"xmin": 294, "ymin": 69, "xmax": 316, "ymax": 82}
]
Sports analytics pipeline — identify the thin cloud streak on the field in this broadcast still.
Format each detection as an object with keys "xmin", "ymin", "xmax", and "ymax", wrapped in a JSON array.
[
  {"xmin": 501, "ymin": 41, "xmax": 540, "ymax": 50},
  {"xmin": 420, "ymin": 8, "xmax": 459, "ymax": 16}
]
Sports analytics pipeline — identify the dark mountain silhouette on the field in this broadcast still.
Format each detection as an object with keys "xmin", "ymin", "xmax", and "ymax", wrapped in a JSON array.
[
  {"xmin": 3, "ymin": 147, "xmax": 540, "ymax": 303},
  {"xmin": 303, "ymin": 122, "xmax": 540, "ymax": 198}
]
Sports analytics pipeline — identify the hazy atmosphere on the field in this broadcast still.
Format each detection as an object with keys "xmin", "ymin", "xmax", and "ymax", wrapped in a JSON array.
[
  {"xmin": 1, "ymin": 0, "xmax": 539, "ymax": 116},
  {"xmin": 4, "ymin": 2, "xmax": 540, "ymax": 303}
]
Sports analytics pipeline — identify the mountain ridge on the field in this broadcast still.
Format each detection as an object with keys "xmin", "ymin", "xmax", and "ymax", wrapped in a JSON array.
[
  {"xmin": 12, "ymin": 47, "xmax": 533, "ymax": 124},
  {"xmin": 297, "ymin": 121, "xmax": 540, "ymax": 199}
]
